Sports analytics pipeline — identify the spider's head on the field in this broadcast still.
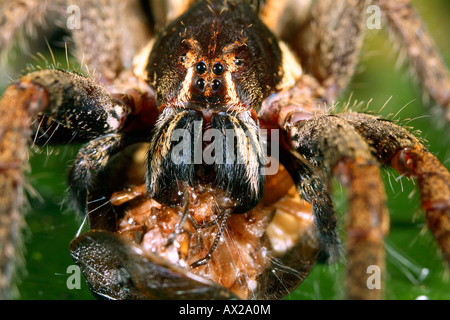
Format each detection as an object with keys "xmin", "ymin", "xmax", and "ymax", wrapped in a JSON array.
[{"xmin": 142, "ymin": 0, "xmax": 284, "ymax": 213}]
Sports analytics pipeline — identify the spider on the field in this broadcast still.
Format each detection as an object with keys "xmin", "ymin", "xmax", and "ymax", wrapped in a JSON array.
[{"xmin": 0, "ymin": 0, "xmax": 449, "ymax": 300}]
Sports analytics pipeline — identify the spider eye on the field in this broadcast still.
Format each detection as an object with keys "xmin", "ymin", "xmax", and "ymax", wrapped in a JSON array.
[
  {"xmin": 212, "ymin": 62, "xmax": 224, "ymax": 75},
  {"xmin": 211, "ymin": 79, "xmax": 221, "ymax": 91},
  {"xmin": 179, "ymin": 54, "xmax": 187, "ymax": 63},
  {"xmin": 196, "ymin": 78, "xmax": 206, "ymax": 90},
  {"xmin": 233, "ymin": 58, "xmax": 242, "ymax": 66},
  {"xmin": 195, "ymin": 61, "xmax": 207, "ymax": 74}
]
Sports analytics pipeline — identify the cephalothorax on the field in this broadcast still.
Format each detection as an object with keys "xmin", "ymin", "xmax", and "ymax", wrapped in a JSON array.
[
  {"xmin": 0, "ymin": 0, "xmax": 449, "ymax": 300},
  {"xmin": 145, "ymin": 0, "xmax": 285, "ymax": 214}
]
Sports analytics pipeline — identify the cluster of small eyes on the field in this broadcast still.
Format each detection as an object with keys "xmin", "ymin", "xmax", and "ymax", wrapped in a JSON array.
[{"xmin": 195, "ymin": 61, "xmax": 224, "ymax": 91}]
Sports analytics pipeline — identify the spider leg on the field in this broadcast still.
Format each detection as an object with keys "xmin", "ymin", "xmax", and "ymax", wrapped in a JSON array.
[
  {"xmin": 117, "ymin": 0, "xmax": 153, "ymax": 69},
  {"xmin": 0, "ymin": 80, "xmax": 48, "ymax": 299},
  {"xmin": 0, "ymin": 0, "xmax": 57, "ymax": 58},
  {"xmin": 190, "ymin": 209, "xmax": 231, "ymax": 268},
  {"xmin": 261, "ymin": 67, "xmax": 389, "ymax": 299},
  {"xmin": 393, "ymin": 149, "xmax": 450, "ymax": 263},
  {"xmin": 0, "ymin": 69, "xmax": 156, "ymax": 298},
  {"xmin": 280, "ymin": 149, "xmax": 341, "ymax": 264},
  {"xmin": 70, "ymin": 0, "xmax": 153, "ymax": 82},
  {"xmin": 21, "ymin": 70, "xmax": 132, "ymax": 142},
  {"xmin": 291, "ymin": 0, "xmax": 370, "ymax": 101},
  {"xmin": 376, "ymin": 0, "xmax": 450, "ymax": 122},
  {"xmin": 287, "ymin": 115, "xmax": 389, "ymax": 299},
  {"xmin": 68, "ymin": 132, "xmax": 147, "ymax": 215},
  {"xmin": 260, "ymin": 75, "xmax": 341, "ymax": 263},
  {"xmin": 0, "ymin": 0, "xmax": 152, "ymax": 83},
  {"xmin": 70, "ymin": 0, "xmax": 124, "ymax": 82},
  {"xmin": 340, "ymin": 112, "xmax": 450, "ymax": 263},
  {"xmin": 24, "ymin": 70, "xmax": 157, "ymax": 214}
]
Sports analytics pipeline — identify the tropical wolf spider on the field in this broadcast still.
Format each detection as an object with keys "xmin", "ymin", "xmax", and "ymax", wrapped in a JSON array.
[{"xmin": 0, "ymin": 0, "xmax": 449, "ymax": 300}]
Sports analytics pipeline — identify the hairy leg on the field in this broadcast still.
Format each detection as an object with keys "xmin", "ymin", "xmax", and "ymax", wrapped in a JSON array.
[
  {"xmin": 288, "ymin": 115, "xmax": 389, "ymax": 299},
  {"xmin": 70, "ymin": 0, "xmax": 123, "ymax": 82},
  {"xmin": 265, "ymin": 80, "xmax": 449, "ymax": 299},
  {"xmin": 292, "ymin": 0, "xmax": 370, "ymax": 101},
  {"xmin": 0, "ymin": 81, "xmax": 48, "ymax": 298},
  {"xmin": 69, "ymin": 133, "xmax": 127, "ymax": 215},
  {"xmin": 280, "ymin": 149, "xmax": 340, "ymax": 264},
  {"xmin": 24, "ymin": 70, "xmax": 132, "ymax": 141},
  {"xmin": 118, "ymin": 0, "xmax": 153, "ymax": 69},
  {"xmin": 340, "ymin": 112, "xmax": 450, "ymax": 263},
  {"xmin": 0, "ymin": 68, "xmax": 155, "ymax": 298},
  {"xmin": 0, "ymin": 0, "xmax": 59, "ymax": 58},
  {"xmin": 376, "ymin": 0, "xmax": 450, "ymax": 122}
]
